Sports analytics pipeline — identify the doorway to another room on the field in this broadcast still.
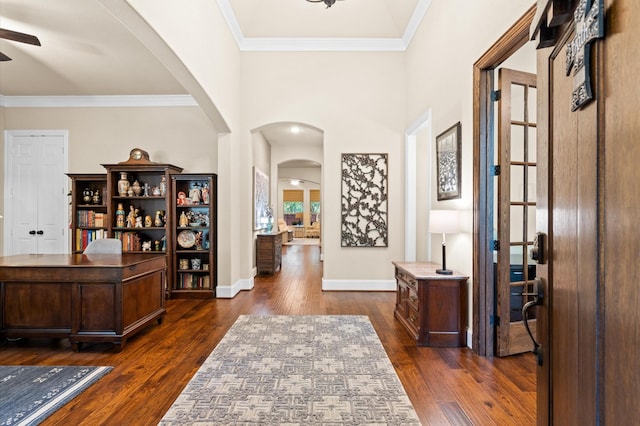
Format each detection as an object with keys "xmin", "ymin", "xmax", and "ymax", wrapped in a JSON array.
[{"xmin": 3, "ymin": 130, "xmax": 69, "ymax": 256}]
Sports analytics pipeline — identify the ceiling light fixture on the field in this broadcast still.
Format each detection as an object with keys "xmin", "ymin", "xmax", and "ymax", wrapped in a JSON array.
[
  {"xmin": 291, "ymin": 126, "xmax": 301, "ymax": 134},
  {"xmin": 306, "ymin": 0, "xmax": 343, "ymax": 8},
  {"xmin": 290, "ymin": 179, "xmax": 301, "ymax": 186}
]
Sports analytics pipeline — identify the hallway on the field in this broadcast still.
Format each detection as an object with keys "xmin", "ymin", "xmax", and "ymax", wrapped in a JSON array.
[{"xmin": 0, "ymin": 245, "xmax": 535, "ymax": 425}]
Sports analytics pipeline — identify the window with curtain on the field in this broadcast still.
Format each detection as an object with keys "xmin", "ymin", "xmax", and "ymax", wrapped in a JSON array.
[
  {"xmin": 283, "ymin": 189, "xmax": 304, "ymax": 225},
  {"xmin": 310, "ymin": 189, "xmax": 320, "ymax": 224}
]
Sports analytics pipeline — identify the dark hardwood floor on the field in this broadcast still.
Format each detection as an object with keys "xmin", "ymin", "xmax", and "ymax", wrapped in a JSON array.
[{"xmin": 0, "ymin": 244, "xmax": 536, "ymax": 425}]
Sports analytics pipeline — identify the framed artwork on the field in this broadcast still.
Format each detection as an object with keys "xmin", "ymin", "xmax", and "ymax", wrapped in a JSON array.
[
  {"xmin": 341, "ymin": 153, "xmax": 388, "ymax": 247},
  {"xmin": 253, "ymin": 167, "xmax": 269, "ymax": 230},
  {"xmin": 436, "ymin": 122, "xmax": 462, "ymax": 201}
]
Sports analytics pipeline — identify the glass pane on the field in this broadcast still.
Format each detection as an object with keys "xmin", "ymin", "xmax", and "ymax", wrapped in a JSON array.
[
  {"xmin": 527, "ymin": 165, "xmax": 537, "ymax": 202},
  {"xmin": 509, "ymin": 283, "xmax": 525, "ymax": 321},
  {"xmin": 528, "ymin": 126, "xmax": 537, "ymax": 163},
  {"xmin": 511, "ymin": 165, "xmax": 525, "ymax": 202},
  {"xmin": 528, "ymin": 87, "xmax": 537, "ymax": 123},
  {"xmin": 511, "ymin": 124, "xmax": 525, "ymax": 162},
  {"xmin": 509, "ymin": 245, "xmax": 525, "ymax": 268},
  {"xmin": 527, "ymin": 205, "xmax": 537, "ymax": 241},
  {"xmin": 511, "ymin": 83, "xmax": 525, "ymax": 122},
  {"xmin": 510, "ymin": 205, "xmax": 524, "ymax": 242},
  {"xmin": 527, "ymin": 87, "xmax": 538, "ymax": 123}
]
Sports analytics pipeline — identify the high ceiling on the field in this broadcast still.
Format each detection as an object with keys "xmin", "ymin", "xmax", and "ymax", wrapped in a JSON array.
[
  {"xmin": 0, "ymin": 0, "xmax": 430, "ymax": 97},
  {"xmin": 0, "ymin": 0, "xmax": 430, "ymax": 158}
]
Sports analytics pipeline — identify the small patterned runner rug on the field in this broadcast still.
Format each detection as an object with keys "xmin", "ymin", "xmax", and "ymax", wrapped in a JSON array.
[
  {"xmin": 159, "ymin": 315, "xmax": 420, "ymax": 425},
  {"xmin": 0, "ymin": 365, "xmax": 112, "ymax": 426}
]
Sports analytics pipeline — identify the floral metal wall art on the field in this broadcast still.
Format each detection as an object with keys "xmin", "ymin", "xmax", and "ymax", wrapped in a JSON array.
[{"xmin": 341, "ymin": 153, "xmax": 388, "ymax": 247}]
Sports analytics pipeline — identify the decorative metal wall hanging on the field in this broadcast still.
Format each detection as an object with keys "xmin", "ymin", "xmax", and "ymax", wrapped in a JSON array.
[
  {"xmin": 341, "ymin": 153, "xmax": 388, "ymax": 247},
  {"xmin": 566, "ymin": 0, "xmax": 604, "ymax": 111},
  {"xmin": 436, "ymin": 122, "xmax": 462, "ymax": 201}
]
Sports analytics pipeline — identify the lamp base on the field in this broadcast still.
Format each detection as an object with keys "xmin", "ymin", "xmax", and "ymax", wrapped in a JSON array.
[{"xmin": 436, "ymin": 268, "xmax": 453, "ymax": 275}]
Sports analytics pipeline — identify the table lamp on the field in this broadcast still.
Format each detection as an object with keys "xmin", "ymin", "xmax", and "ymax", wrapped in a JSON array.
[{"xmin": 429, "ymin": 210, "xmax": 460, "ymax": 275}]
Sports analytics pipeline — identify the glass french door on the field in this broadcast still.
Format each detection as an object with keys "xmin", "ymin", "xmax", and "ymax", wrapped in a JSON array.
[{"xmin": 495, "ymin": 68, "xmax": 538, "ymax": 356}]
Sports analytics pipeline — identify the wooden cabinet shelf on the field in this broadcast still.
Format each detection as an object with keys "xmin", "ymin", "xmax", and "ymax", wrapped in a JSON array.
[
  {"xmin": 69, "ymin": 155, "xmax": 217, "ymax": 300},
  {"xmin": 393, "ymin": 261, "xmax": 468, "ymax": 347},
  {"xmin": 67, "ymin": 173, "xmax": 108, "ymax": 253},
  {"xmin": 171, "ymin": 174, "xmax": 217, "ymax": 298}
]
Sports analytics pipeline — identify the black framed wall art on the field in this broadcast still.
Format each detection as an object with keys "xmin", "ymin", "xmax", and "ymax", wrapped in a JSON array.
[
  {"xmin": 436, "ymin": 122, "xmax": 461, "ymax": 201},
  {"xmin": 340, "ymin": 153, "xmax": 388, "ymax": 247}
]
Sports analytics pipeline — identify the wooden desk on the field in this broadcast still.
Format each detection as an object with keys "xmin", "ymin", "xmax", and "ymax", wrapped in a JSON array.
[
  {"xmin": 0, "ymin": 253, "xmax": 166, "ymax": 351},
  {"xmin": 392, "ymin": 261, "xmax": 468, "ymax": 347}
]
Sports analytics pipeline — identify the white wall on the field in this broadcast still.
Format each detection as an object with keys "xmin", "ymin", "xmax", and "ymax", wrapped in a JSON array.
[
  {"xmin": 3, "ymin": 107, "xmax": 217, "ymax": 173},
  {"xmin": 241, "ymin": 51, "xmax": 406, "ymax": 284}
]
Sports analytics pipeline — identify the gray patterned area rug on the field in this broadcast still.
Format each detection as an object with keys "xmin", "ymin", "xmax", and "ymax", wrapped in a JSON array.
[
  {"xmin": 0, "ymin": 365, "xmax": 112, "ymax": 426},
  {"xmin": 159, "ymin": 315, "xmax": 420, "ymax": 425}
]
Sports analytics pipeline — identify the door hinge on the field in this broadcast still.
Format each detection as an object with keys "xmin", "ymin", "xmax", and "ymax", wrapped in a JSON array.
[
  {"xmin": 490, "ymin": 315, "xmax": 500, "ymax": 326},
  {"xmin": 493, "ymin": 165, "xmax": 501, "ymax": 176},
  {"xmin": 492, "ymin": 240, "xmax": 500, "ymax": 251},
  {"xmin": 491, "ymin": 90, "xmax": 501, "ymax": 101}
]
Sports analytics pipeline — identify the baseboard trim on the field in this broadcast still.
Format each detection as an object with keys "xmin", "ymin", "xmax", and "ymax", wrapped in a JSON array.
[
  {"xmin": 216, "ymin": 277, "xmax": 254, "ymax": 298},
  {"xmin": 321, "ymin": 278, "xmax": 396, "ymax": 292}
]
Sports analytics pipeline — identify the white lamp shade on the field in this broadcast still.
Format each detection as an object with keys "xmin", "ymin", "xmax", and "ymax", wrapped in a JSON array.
[{"xmin": 429, "ymin": 210, "xmax": 460, "ymax": 234}]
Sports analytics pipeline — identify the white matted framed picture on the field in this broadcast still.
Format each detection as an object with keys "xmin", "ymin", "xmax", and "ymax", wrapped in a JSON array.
[
  {"xmin": 253, "ymin": 167, "xmax": 269, "ymax": 230},
  {"xmin": 436, "ymin": 122, "xmax": 461, "ymax": 201}
]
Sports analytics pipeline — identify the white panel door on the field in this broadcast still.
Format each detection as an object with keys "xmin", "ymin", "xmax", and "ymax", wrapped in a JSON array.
[{"xmin": 4, "ymin": 131, "xmax": 68, "ymax": 255}]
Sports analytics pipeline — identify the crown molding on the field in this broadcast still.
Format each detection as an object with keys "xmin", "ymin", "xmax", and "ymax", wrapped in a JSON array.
[
  {"xmin": 240, "ymin": 37, "xmax": 406, "ymax": 52},
  {"xmin": 0, "ymin": 95, "xmax": 198, "ymax": 108},
  {"xmin": 217, "ymin": 0, "xmax": 431, "ymax": 52}
]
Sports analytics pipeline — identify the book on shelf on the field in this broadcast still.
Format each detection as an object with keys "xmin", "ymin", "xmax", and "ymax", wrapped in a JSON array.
[
  {"xmin": 113, "ymin": 231, "xmax": 141, "ymax": 252},
  {"xmin": 177, "ymin": 272, "xmax": 211, "ymax": 290},
  {"xmin": 76, "ymin": 210, "xmax": 106, "ymax": 228},
  {"xmin": 76, "ymin": 228, "xmax": 107, "ymax": 251}
]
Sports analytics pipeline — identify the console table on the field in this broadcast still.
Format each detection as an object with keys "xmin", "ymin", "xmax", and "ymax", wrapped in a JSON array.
[
  {"xmin": 0, "ymin": 253, "xmax": 166, "ymax": 351},
  {"xmin": 256, "ymin": 230, "xmax": 286, "ymax": 275},
  {"xmin": 393, "ymin": 261, "xmax": 468, "ymax": 347}
]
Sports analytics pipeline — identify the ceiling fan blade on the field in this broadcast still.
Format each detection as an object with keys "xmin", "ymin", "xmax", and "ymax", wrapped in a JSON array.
[
  {"xmin": 0, "ymin": 28, "xmax": 41, "ymax": 46},
  {"xmin": 0, "ymin": 51, "xmax": 12, "ymax": 61}
]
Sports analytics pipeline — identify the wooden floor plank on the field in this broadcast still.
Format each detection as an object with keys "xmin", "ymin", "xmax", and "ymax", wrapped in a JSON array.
[{"xmin": 0, "ymin": 245, "xmax": 536, "ymax": 425}]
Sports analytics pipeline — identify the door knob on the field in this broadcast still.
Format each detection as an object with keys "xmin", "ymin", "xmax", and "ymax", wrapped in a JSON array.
[
  {"xmin": 36, "ymin": 230, "xmax": 44, "ymax": 235},
  {"xmin": 29, "ymin": 230, "xmax": 36, "ymax": 235}
]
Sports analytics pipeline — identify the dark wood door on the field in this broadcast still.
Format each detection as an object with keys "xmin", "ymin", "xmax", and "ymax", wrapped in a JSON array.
[{"xmin": 535, "ymin": 0, "xmax": 640, "ymax": 423}]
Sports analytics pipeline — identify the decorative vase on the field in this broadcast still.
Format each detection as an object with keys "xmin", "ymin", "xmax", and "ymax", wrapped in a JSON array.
[
  {"xmin": 131, "ymin": 180, "xmax": 142, "ymax": 196},
  {"xmin": 116, "ymin": 203, "xmax": 125, "ymax": 228},
  {"xmin": 92, "ymin": 189, "xmax": 101, "ymax": 205},
  {"xmin": 117, "ymin": 172, "xmax": 130, "ymax": 196},
  {"xmin": 266, "ymin": 217, "xmax": 273, "ymax": 233},
  {"xmin": 82, "ymin": 188, "xmax": 92, "ymax": 204}
]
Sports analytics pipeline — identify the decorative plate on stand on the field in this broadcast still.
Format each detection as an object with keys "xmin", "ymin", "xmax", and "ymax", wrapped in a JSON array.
[{"xmin": 177, "ymin": 230, "xmax": 196, "ymax": 249}]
